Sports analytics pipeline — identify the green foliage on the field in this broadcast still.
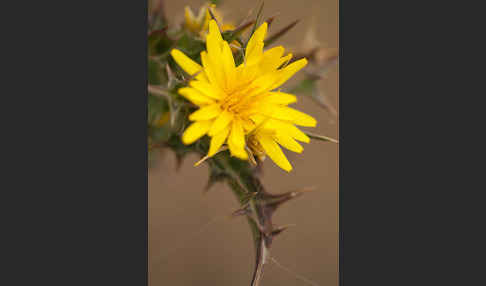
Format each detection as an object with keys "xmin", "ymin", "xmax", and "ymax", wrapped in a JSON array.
[
  {"xmin": 175, "ymin": 33, "xmax": 206, "ymax": 63},
  {"xmin": 148, "ymin": 29, "xmax": 173, "ymax": 56},
  {"xmin": 148, "ymin": 59, "xmax": 167, "ymax": 85}
]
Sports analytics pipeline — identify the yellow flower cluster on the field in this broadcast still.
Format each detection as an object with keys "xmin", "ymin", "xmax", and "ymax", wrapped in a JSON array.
[{"xmin": 171, "ymin": 20, "xmax": 316, "ymax": 172}]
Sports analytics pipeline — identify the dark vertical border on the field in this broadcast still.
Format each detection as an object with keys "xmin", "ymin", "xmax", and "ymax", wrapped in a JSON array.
[
  {"xmin": 339, "ymin": 0, "xmax": 479, "ymax": 285},
  {"xmin": 3, "ymin": 0, "xmax": 148, "ymax": 285}
]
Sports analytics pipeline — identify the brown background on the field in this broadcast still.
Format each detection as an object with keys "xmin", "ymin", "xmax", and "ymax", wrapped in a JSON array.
[{"xmin": 149, "ymin": 0, "xmax": 338, "ymax": 285}]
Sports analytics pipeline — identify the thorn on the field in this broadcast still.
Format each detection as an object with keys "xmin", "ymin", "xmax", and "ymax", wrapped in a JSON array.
[
  {"xmin": 264, "ymin": 19, "xmax": 300, "ymax": 47},
  {"xmin": 182, "ymin": 69, "xmax": 203, "ymax": 85},
  {"xmin": 239, "ymin": 5, "xmax": 256, "ymax": 27},
  {"xmin": 148, "ymin": 85, "xmax": 170, "ymax": 99},
  {"xmin": 230, "ymin": 20, "xmax": 255, "ymax": 37},
  {"xmin": 247, "ymin": 1, "xmax": 265, "ymax": 46},
  {"xmin": 207, "ymin": 7, "xmax": 221, "ymax": 27},
  {"xmin": 230, "ymin": 203, "xmax": 252, "ymax": 218},
  {"xmin": 264, "ymin": 13, "xmax": 280, "ymax": 29},
  {"xmin": 271, "ymin": 224, "xmax": 297, "ymax": 237},
  {"xmin": 304, "ymin": 132, "xmax": 339, "ymax": 143},
  {"xmin": 264, "ymin": 187, "xmax": 317, "ymax": 211},
  {"xmin": 165, "ymin": 64, "xmax": 177, "ymax": 89},
  {"xmin": 194, "ymin": 146, "xmax": 228, "ymax": 167}
]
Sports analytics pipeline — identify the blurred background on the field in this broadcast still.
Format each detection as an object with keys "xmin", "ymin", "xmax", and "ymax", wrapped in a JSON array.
[{"xmin": 149, "ymin": 0, "xmax": 338, "ymax": 285}]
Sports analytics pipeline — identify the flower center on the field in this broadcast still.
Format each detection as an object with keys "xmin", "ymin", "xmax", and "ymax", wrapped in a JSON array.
[{"xmin": 220, "ymin": 80, "xmax": 258, "ymax": 115}]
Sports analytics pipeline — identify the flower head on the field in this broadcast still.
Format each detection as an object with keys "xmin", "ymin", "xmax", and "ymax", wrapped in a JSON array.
[
  {"xmin": 184, "ymin": 3, "xmax": 233, "ymax": 38},
  {"xmin": 170, "ymin": 20, "xmax": 316, "ymax": 171}
]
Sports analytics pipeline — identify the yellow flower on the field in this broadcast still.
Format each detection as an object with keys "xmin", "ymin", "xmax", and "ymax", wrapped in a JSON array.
[
  {"xmin": 184, "ymin": 4, "xmax": 210, "ymax": 35},
  {"xmin": 184, "ymin": 3, "xmax": 243, "ymax": 52},
  {"xmin": 184, "ymin": 3, "xmax": 224, "ymax": 37},
  {"xmin": 170, "ymin": 20, "xmax": 316, "ymax": 172}
]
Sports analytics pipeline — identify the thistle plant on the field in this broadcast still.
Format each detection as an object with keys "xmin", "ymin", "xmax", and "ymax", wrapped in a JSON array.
[{"xmin": 148, "ymin": 1, "xmax": 337, "ymax": 285}]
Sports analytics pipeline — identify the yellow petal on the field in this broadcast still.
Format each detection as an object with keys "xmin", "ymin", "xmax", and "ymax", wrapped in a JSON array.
[
  {"xmin": 206, "ymin": 32, "xmax": 223, "ymax": 61},
  {"xmin": 170, "ymin": 49, "xmax": 206, "ymax": 81},
  {"xmin": 208, "ymin": 125, "xmax": 230, "ymax": 157},
  {"xmin": 287, "ymin": 108, "xmax": 317, "ymax": 127},
  {"xmin": 259, "ymin": 46, "xmax": 285, "ymax": 73},
  {"xmin": 188, "ymin": 104, "xmax": 221, "ymax": 121},
  {"xmin": 246, "ymin": 42, "xmax": 264, "ymax": 66},
  {"xmin": 200, "ymin": 51, "xmax": 225, "ymax": 90},
  {"xmin": 242, "ymin": 119, "xmax": 256, "ymax": 132},
  {"xmin": 276, "ymin": 53, "xmax": 293, "ymax": 69},
  {"xmin": 221, "ymin": 41, "xmax": 236, "ymax": 86},
  {"xmin": 284, "ymin": 124, "xmax": 310, "ymax": 143},
  {"xmin": 178, "ymin": 87, "xmax": 215, "ymax": 106},
  {"xmin": 203, "ymin": 31, "xmax": 226, "ymax": 89},
  {"xmin": 274, "ymin": 133, "xmax": 303, "ymax": 153},
  {"xmin": 247, "ymin": 72, "xmax": 279, "ymax": 96},
  {"xmin": 206, "ymin": 21, "xmax": 223, "ymax": 64},
  {"xmin": 182, "ymin": 120, "xmax": 212, "ymax": 144},
  {"xmin": 264, "ymin": 119, "xmax": 310, "ymax": 143},
  {"xmin": 208, "ymin": 20, "xmax": 223, "ymax": 43},
  {"xmin": 264, "ymin": 91, "xmax": 297, "ymax": 105},
  {"xmin": 257, "ymin": 134, "xmax": 292, "ymax": 172},
  {"xmin": 229, "ymin": 119, "xmax": 245, "ymax": 149},
  {"xmin": 228, "ymin": 121, "xmax": 248, "ymax": 160},
  {"xmin": 208, "ymin": 109, "xmax": 233, "ymax": 136},
  {"xmin": 271, "ymin": 58, "xmax": 308, "ymax": 90},
  {"xmin": 190, "ymin": 79, "xmax": 224, "ymax": 100},
  {"xmin": 237, "ymin": 63, "xmax": 260, "ymax": 86},
  {"xmin": 249, "ymin": 114, "xmax": 266, "ymax": 126},
  {"xmin": 245, "ymin": 22, "xmax": 267, "ymax": 65},
  {"xmin": 228, "ymin": 141, "xmax": 248, "ymax": 159},
  {"xmin": 262, "ymin": 105, "xmax": 317, "ymax": 127}
]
